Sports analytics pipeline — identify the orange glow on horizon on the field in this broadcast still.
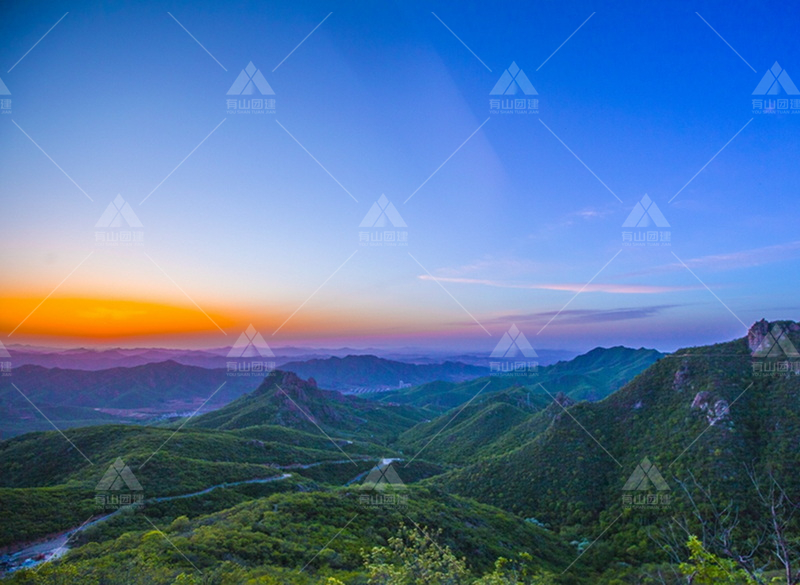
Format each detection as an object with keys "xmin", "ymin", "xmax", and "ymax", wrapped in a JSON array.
[
  {"xmin": 0, "ymin": 297, "xmax": 237, "ymax": 339},
  {"xmin": 0, "ymin": 296, "xmax": 469, "ymax": 344}
]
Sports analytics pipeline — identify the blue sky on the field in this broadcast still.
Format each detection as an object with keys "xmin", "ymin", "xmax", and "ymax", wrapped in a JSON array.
[{"xmin": 1, "ymin": 0, "xmax": 799, "ymax": 353}]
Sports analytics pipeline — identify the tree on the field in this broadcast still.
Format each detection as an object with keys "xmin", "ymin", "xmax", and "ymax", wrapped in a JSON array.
[
  {"xmin": 362, "ymin": 524, "xmax": 470, "ymax": 585},
  {"xmin": 655, "ymin": 467, "xmax": 800, "ymax": 584},
  {"xmin": 473, "ymin": 553, "xmax": 556, "ymax": 584},
  {"xmin": 650, "ymin": 471, "xmax": 763, "ymax": 583},
  {"xmin": 748, "ymin": 467, "xmax": 800, "ymax": 585},
  {"xmin": 679, "ymin": 536, "xmax": 756, "ymax": 585}
]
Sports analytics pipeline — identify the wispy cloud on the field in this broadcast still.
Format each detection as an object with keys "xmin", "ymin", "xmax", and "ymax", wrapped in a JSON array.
[
  {"xmin": 434, "ymin": 257, "xmax": 545, "ymax": 278},
  {"xmin": 482, "ymin": 305, "xmax": 680, "ymax": 326},
  {"xmin": 572, "ymin": 208, "xmax": 613, "ymax": 220},
  {"xmin": 417, "ymin": 275, "xmax": 697, "ymax": 294},
  {"xmin": 628, "ymin": 241, "xmax": 800, "ymax": 276},
  {"xmin": 526, "ymin": 206, "xmax": 616, "ymax": 241}
]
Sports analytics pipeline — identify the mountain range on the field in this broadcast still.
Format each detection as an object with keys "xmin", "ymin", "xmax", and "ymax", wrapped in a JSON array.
[
  {"xmin": 0, "ymin": 361, "xmax": 261, "ymax": 438},
  {"xmin": 375, "ymin": 345, "xmax": 663, "ymax": 412},
  {"xmin": 0, "ymin": 351, "xmax": 603, "ymax": 437},
  {"xmin": 3, "ymin": 344, "xmax": 577, "ymax": 371},
  {"xmin": 279, "ymin": 354, "xmax": 491, "ymax": 391},
  {"xmin": 2, "ymin": 321, "xmax": 798, "ymax": 583}
]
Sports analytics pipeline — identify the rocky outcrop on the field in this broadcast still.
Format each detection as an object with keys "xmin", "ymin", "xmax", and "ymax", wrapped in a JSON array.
[
  {"xmin": 673, "ymin": 360, "xmax": 691, "ymax": 392},
  {"xmin": 748, "ymin": 320, "xmax": 771, "ymax": 353},
  {"xmin": 553, "ymin": 392, "xmax": 575, "ymax": 408},
  {"xmin": 691, "ymin": 390, "xmax": 730, "ymax": 426},
  {"xmin": 748, "ymin": 319, "xmax": 800, "ymax": 354}
]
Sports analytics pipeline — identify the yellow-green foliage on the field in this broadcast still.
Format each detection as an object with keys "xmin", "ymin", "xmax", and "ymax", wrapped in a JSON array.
[{"xmin": 678, "ymin": 535, "xmax": 756, "ymax": 585}]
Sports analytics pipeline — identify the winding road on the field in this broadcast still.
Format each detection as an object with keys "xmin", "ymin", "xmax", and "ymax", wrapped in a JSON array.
[
  {"xmin": 0, "ymin": 472, "xmax": 293, "ymax": 573},
  {"xmin": 1, "ymin": 455, "xmax": 394, "ymax": 574}
]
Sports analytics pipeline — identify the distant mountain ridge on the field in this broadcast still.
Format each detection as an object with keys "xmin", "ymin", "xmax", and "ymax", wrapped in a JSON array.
[
  {"xmin": 4, "ymin": 345, "xmax": 576, "ymax": 371},
  {"xmin": 1, "ymin": 360, "xmax": 258, "ymax": 408},
  {"xmin": 376, "ymin": 346, "xmax": 664, "ymax": 411},
  {"xmin": 0, "ymin": 347, "xmax": 658, "ymax": 438},
  {"xmin": 0, "ymin": 361, "xmax": 263, "ymax": 438},
  {"xmin": 3, "ymin": 346, "xmax": 356, "ymax": 371},
  {"xmin": 279, "ymin": 354, "xmax": 490, "ymax": 391},
  {"xmin": 0, "ymin": 354, "xmax": 491, "ymax": 438}
]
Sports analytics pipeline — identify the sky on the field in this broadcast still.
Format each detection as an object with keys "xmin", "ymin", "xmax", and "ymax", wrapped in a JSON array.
[{"xmin": 0, "ymin": 0, "xmax": 799, "ymax": 354}]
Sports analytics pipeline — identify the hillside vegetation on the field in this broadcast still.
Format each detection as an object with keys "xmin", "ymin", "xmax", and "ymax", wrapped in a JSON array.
[{"xmin": 3, "ymin": 331, "xmax": 798, "ymax": 584}]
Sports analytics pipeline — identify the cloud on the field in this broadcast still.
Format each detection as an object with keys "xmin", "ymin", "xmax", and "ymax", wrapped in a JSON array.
[
  {"xmin": 526, "ymin": 206, "xmax": 616, "ymax": 241},
  {"xmin": 417, "ymin": 275, "xmax": 697, "ymax": 294},
  {"xmin": 434, "ymin": 257, "xmax": 545, "ymax": 278},
  {"xmin": 630, "ymin": 241, "xmax": 800, "ymax": 276},
  {"xmin": 571, "ymin": 208, "xmax": 615, "ymax": 220},
  {"xmin": 480, "ymin": 305, "xmax": 680, "ymax": 327}
]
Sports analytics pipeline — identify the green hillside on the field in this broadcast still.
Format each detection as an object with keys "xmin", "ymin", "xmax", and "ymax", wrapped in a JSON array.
[
  {"xmin": 435, "ymin": 325, "xmax": 800, "ymax": 579},
  {"xmin": 394, "ymin": 386, "xmax": 555, "ymax": 464},
  {"xmin": 3, "ymin": 327, "xmax": 799, "ymax": 584},
  {"xmin": 3, "ymin": 487, "xmax": 576, "ymax": 584},
  {"xmin": 376, "ymin": 346, "xmax": 663, "ymax": 412},
  {"xmin": 0, "ymin": 421, "xmax": 402, "ymax": 548},
  {"xmin": 190, "ymin": 370, "xmax": 425, "ymax": 443}
]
